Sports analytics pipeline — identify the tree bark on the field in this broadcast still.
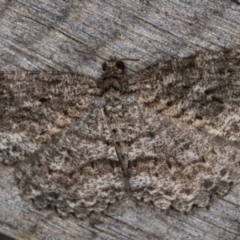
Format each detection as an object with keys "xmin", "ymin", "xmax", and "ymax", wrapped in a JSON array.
[{"xmin": 0, "ymin": 0, "xmax": 240, "ymax": 239}]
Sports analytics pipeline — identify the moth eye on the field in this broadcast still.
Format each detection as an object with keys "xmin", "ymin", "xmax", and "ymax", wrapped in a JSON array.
[
  {"xmin": 116, "ymin": 61, "xmax": 125, "ymax": 70},
  {"xmin": 102, "ymin": 62, "xmax": 107, "ymax": 71}
]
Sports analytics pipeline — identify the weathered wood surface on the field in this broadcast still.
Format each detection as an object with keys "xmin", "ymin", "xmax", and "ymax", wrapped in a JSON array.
[{"xmin": 0, "ymin": 0, "xmax": 240, "ymax": 239}]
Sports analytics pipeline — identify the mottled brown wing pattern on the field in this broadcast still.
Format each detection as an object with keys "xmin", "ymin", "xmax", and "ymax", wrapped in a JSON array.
[
  {"xmin": 131, "ymin": 48, "xmax": 240, "ymax": 141},
  {"xmin": 128, "ymin": 105, "xmax": 240, "ymax": 211},
  {"xmin": 125, "ymin": 48, "xmax": 240, "ymax": 210},
  {"xmin": 102, "ymin": 87, "xmax": 240, "ymax": 211},
  {"xmin": 0, "ymin": 71, "xmax": 125, "ymax": 217},
  {"xmin": 1, "ymin": 48, "xmax": 240, "ymax": 218},
  {"xmin": 16, "ymin": 108, "xmax": 125, "ymax": 218},
  {"xmin": 0, "ymin": 72, "xmax": 99, "ymax": 164}
]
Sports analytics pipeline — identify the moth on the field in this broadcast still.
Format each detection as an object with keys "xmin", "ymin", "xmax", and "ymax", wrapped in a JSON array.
[{"xmin": 0, "ymin": 48, "xmax": 240, "ymax": 218}]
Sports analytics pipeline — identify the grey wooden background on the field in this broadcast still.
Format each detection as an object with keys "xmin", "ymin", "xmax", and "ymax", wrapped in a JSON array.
[{"xmin": 0, "ymin": 0, "xmax": 240, "ymax": 239}]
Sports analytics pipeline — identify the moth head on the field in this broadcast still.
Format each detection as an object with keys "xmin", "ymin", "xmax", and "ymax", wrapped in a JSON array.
[
  {"xmin": 101, "ymin": 58, "xmax": 139, "ymax": 80},
  {"xmin": 98, "ymin": 58, "xmax": 139, "ymax": 92},
  {"xmin": 74, "ymin": 49, "xmax": 138, "ymax": 79},
  {"xmin": 101, "ymin": 59, "xmax": 126, "ymax": 79}
]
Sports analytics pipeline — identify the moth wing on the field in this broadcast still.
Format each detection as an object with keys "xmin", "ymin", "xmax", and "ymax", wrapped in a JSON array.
[
  {"xmin": 0, "ymin": 72, "xmax": 98, "ymax": 164},
  {"xmin": 15, "ymin": 107, "xmax": 125, "ymax": 217},
  {"xmin": 129, "ymin": 48, "xmax": 240, "ymax": 142},
  {"xmin": 127, "ymin": 107, "xmax": 240, "ymax": 211},
  {"xmin": 0, "ymin": 71, "xmax": 125, "ymax": 217},
  {"xmin": 126, "ymin": 49, "xmax": 240, "ymax": 210}
]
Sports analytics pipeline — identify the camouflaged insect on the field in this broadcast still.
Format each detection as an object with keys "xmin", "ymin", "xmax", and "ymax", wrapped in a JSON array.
[{"xmin": 1, "ymin": 48, "xmax": 240, "ymax": 217}]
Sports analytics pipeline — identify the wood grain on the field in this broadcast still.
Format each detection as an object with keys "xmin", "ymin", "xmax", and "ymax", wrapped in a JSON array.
[{"xmin": 0, "ymin": 0, "xmax": 240, "ymax": 239}]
